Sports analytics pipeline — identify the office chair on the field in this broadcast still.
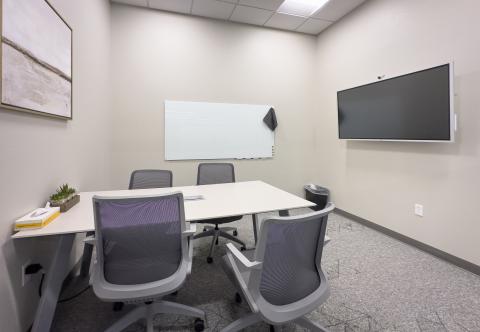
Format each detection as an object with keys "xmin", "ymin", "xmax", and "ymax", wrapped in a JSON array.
[
  {"xmin": 91, "ymin": 193, "xmax": 205, "ymax": 332},
  {"xmin": 129, "ymin": 169, "xmax": 173, "ymax": 189},
  {"xmin": 220, "ymin": 203, "xmax": 335, "ymax": 332},
  {"xmin": 108, "ymin": 169, "xmax": 174, "ymax": 312},
  {"xmin": 193, "ymin": 163, "xmax": 246, "ymax": 263}
]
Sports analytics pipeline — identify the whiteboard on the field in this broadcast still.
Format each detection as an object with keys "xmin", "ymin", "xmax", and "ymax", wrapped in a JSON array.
[{"xmin": 165, "ymin": 101, "xmax": 275, "ymax": 160}]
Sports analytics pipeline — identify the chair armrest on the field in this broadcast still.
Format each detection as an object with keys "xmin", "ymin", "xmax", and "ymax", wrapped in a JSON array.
[
  {"xmin": 183, "ymin": 223, "xmax": 196, "ymax": 275},
  {"xmin": 187, "ymin": 239, "xmax": 193, "ymax": 275},
  {"xmin": 225, "ymin": 252, "xmax": 259, "ymax": 313},
  {"xmin": 186, "ymin": 236, "xmax": 194, "ymax": 275},
  {"xmin": 226, "ymin": 243, "xmax": 262, "ymax": 270},
  {"xmin": 183, "ymin": 223, "xmax": 197, "ymax": 237},
  {"xmin": 83, "ymin": 236, "xmax": 95, "ymax": 245}
]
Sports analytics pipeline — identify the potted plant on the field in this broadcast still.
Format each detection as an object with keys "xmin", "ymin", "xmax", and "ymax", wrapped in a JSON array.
[{"xmin": 49, "ymin": 184, "xmax": 80, "ymax": 212}]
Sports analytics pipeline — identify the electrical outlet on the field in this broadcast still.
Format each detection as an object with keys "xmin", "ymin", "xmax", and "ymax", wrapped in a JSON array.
[
  {"xmin": 21, "ymin": 260, "xmax": 32, "ymax": 287},
  {"xmin": 414, "ymin": 204, "xmax": 424, "ymax": 217}
]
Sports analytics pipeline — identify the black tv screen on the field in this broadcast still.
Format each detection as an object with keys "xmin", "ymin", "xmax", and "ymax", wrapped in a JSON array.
[{"xmin": 337, "ymin": 64, "xmax": 453, "ymax": 141}]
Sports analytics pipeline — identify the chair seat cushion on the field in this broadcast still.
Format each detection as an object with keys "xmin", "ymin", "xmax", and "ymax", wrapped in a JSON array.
[{"xmin": 196, "ymin": 215, "xmax": 243, "ymax": 224}]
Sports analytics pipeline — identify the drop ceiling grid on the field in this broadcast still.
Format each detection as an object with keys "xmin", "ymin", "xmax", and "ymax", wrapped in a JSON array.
[
  {"xmin": 216, "ymin": 0, "xmax": 324, "ymax": 33},
  {"xmin": 117, "ymin": 0, "xmax": 365, "ymax": 35}
]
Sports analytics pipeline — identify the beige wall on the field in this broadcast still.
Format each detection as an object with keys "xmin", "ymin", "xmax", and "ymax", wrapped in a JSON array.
[
  {"xmin": 0, "ymin": 0, "xmax": 112, "ymax": 330},
  {"xmin": 110, "ymin": 4, "xmax": 318, "ymax": 195},
  {"xmin": 314, "ymin": 0, "xmax": 480, "ymax": 265}
]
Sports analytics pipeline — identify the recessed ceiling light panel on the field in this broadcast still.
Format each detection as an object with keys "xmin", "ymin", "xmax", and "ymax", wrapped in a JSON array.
[{"xmin": 277, "ymin": 0, "xmax": 330, "ymax": 17}]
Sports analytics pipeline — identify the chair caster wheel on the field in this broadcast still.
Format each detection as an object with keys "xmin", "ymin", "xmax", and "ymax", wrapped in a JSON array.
[
  {"xmin": 235, "ymin": 292, "xmax": 242, "ymax": 304},
  {"xmin": 203, "ymin": 227, "xmax": 207, "ymax": 232},
  {"xmin": 113, "ymin": 302, "xmax": 124, "ymax": 312},
  {"xmin": 207, "ymin": 257, "xmax": 213, "ymax": 264},
  {"xmin": 240, "ymin": 247, "xmax": 246, "ymax": 251},
  {"xmin": 269, "ymin": 325, "xmax": 275, "ymax": 332},
  {"xmin": 171, "ymin": 291, "xmax": 178, "ymax": 296},
  {"xmin": 233, "ymin": 230, "xmax": 238, "ymax": 236},
  {"xmin": 194, "ymin": 318, "xmax": 205, "ymax": 332}
]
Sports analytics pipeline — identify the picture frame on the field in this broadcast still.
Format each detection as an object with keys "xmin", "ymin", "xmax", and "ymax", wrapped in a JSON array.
[{"xmin": 0, "ymin": 0, "xmax": 73, "ymax": 120}]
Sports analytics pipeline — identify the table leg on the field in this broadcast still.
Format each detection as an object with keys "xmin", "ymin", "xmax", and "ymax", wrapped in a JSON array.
[
  {"xmin": 279, "ymin": 210, "xmax": 290, "ymax": 217},
  {"xmin": 252, "ymin": 214, "xmax": 258, "ymax": 245},
  {"xmin": 32, "ymin": 233, "xmax": 75, "ymax": 332},
  {"xmin": 59, "ymin": 231, "xmax": 94, "ymax": 301},
  {"xmin": 80, "ymin": 231, "xmax": 95, "ymax": 278}
]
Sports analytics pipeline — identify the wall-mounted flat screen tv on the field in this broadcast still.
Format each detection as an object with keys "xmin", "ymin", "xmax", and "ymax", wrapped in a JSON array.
[{"xmin": 337, "ymin": 63, "xmax": 455, "ymax": 142}]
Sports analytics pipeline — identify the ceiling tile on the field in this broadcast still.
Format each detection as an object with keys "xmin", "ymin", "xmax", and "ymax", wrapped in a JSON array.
[
  {"xmin": 296, "ymin": 18, "xmax": 331, "ymax": 34},
  {"xmin": 148, "ymin": 0, "xmax": 193, "ymax": 14},
  {"xmin": 192, "ymin": 0, "xmax": 235, "ymax": 20},
  {"xmin": 113, "ymin": 0, "xmax": 361, "ymax": 36},
  {"xmin": 238, "ymin": 0, "xmax": 283, "ymax": 11},
  {"xmin": 230, "ymin": 5, "xmax": 273, "ymax": 26},
  {"xmin": 311, "ymin": 0, "xmax": 366, "ymax": 21},
  {"xmin": 264, "ymin": 12, "xmax": 306, "ymax": 31},
  {"xmin": 112, "ymin": 0, "xmax": 148, "ymax": 6}
]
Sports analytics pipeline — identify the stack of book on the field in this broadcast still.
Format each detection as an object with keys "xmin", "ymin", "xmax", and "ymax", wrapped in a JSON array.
[{"xmin": 14, "ymin": 206, "xmax": 60, "ymax": 231}]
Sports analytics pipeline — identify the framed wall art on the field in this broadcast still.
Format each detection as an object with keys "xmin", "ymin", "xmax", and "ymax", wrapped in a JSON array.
[{"xmin": 1, "ymin": 0, "xmax": 72, "ymax": 119}]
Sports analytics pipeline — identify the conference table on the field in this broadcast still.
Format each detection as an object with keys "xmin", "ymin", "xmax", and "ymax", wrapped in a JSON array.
[{"xmin": 12, "ymin": 180, "xmax": 316, "ymax": 332}]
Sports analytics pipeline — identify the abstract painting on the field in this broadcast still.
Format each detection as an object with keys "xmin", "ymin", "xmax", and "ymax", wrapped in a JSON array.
[{"xmin": 1, "ymin": 0, "xmax": 72, "ymax": 119}]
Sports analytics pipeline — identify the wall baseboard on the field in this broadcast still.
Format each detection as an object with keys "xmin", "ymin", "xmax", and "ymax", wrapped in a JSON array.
[{"xmin": 334, "ymin": 208, "xmax": 480, "ymax": 276}]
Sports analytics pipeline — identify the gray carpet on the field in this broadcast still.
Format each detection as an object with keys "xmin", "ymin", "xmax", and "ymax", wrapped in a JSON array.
[{"xmin": 52, "ymin": 210, "xmax": 480, "ymax": 332}]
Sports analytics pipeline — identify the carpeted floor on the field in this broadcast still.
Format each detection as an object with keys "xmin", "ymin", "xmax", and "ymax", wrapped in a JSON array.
[{"xmin": 52, "ymin": 210, "xmax": 480, "ymax": 332}]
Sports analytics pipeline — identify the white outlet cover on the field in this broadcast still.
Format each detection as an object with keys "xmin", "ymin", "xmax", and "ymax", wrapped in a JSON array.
[{"xmin": 415, "ymin": 204, "xmax": 424, "ymax": 217}]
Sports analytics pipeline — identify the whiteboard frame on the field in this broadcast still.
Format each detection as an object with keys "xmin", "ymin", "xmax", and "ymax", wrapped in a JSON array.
[{"xmin": 164, "ymin": 100, "xmax": 275, "ymax": 161}]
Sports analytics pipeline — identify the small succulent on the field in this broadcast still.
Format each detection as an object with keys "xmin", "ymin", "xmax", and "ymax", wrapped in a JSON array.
[{"xmin": 50, "ymin": 184, "xmax": 76, "ymax": 203}]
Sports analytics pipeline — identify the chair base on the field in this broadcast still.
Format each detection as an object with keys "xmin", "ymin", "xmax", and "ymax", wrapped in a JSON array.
[
  {"xmin": 219, "ymin": 313, "xmax": 329, "ymax": 332},
  {"xmin": 194, "ymin": 225, "xmax": 246, "ymax": 263},
  {"xmin": 105, "ymin": 300, "xmax": 205, "ymax": 332}
]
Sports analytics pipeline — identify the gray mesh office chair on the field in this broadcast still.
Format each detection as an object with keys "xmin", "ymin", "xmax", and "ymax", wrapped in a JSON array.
[
  {"xmin": 193, "ymin": 163, "xmax": 246, "ymax": 263},
  {"xmin": 109, "ymin": 169, "xmax": 173, "ymax": 312},
  {"xmin": 129, "ymin": 169, "xmax": 173, "ymax": 189},
  {"xmin": 220, "ymin": 203, "xmax": 335, "ymax": 332},
  {"xmin": 91, "ymin": 193, "xmax": 205, "ymax": 332}
]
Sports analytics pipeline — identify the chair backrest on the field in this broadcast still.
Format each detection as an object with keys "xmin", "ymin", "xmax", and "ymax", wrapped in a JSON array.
[
  {"xmin": 250, "ymin": 204, "xmax": 334, "ymax": 306},
  {"xmin": 197, "ymin": 163, "xmax": 235, "ymax": 185},
  {"xmin": 92, "ymin": 193, "xmax": 186, "ymax": 285},
  {"xmin": 129, "ymin": 169, "xmax": 173, "ymax": 189}
]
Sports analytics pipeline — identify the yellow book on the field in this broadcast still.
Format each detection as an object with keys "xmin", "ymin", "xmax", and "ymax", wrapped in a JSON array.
[{"xmin": 14, "ymin": 207, "xmax": 61, "ymax": 231}]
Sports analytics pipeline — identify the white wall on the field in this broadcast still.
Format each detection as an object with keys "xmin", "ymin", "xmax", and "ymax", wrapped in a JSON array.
[
  {"xmin": 314, "ymin": 0, "xmax": 480, "ymax": 265},
  {"xmin": 3, "ymin": 0, "xmax": 480, "ymax": 329},
  {"xmin": 110, "ymin": 4, "xmax": 318, "ymax": 195},
  {"xmin": 0, "ymin": 0, "xmax": 112, "ymax": 330}
]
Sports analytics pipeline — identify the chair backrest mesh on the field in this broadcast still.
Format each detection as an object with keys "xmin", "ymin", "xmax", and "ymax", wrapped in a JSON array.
[
  {"xmin": 94, "ymin": 195, "xmax": 182, "ymax": 285},
  {"xmin": 258, "ymin": 215, "xmax": 328, "ymax": 305},
  {"xmin": 129, "ymin": 170, "xmax": 172, "ymax": 189},
  {"xmin": 197, "ymin": 163, "xmax": 235, "ymax": 185}
]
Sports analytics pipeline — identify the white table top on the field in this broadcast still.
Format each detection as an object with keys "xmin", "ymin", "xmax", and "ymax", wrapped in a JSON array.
[{"xmin": 12, "ymin": 181, "xmax": 314, "ymax": 239}]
